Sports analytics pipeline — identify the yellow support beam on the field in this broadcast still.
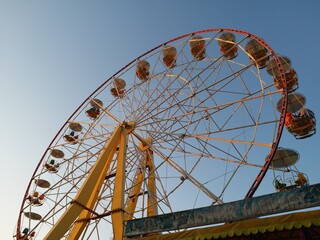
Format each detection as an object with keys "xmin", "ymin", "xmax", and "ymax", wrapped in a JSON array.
[
  {"xmin": 44, "ymin": 126, "xmax": 122, "ymax": 240},
  {"xmin": 111, "ymin": 127, "xmax": 128, "ymax": 240},
  {"xmin": 124, "ymin": 169, "xmax": 144, "ymax": 221},
  {"xmin": 146, "ymin": 149, "xmax": 158, "ymax": 217},
  {"xmin": 67, "ymin": 138, "xmax": 119, "ymax": 238}
]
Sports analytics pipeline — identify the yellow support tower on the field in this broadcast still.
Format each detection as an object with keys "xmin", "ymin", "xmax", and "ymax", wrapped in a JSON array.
[
  {"xmin": 145, "ymin": 149, "xmax": 158, "ymax": 217},
  {"xmin": 44, "ymin": 125, "xmax": 122, "ymax": 240},
  {"xmin": 43, "ymin": 121, "xmax": 156, "ymax": 240},
  {"xmin": 124, "ymin": 138, "xmax": 158, "ymax": 222},
  {"xmin": 124, "ymin": 169, "xmax": 144, "ymax": 221}
]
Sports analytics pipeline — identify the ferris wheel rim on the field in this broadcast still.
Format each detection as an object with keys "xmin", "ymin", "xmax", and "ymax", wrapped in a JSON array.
[{"xmin": 16, "ymin": 28, "xmax": 288, "ymax": 239}]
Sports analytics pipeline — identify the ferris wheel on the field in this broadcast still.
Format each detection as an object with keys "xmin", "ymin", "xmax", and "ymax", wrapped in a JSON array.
[{"xmin": 15, "ymin": 28, "xmax": 297, "ymax": 239}]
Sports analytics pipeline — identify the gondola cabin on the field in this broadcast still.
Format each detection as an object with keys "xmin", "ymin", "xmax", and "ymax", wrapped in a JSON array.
[
  {"xmin": 86, "ymin": 99, "xmax": 103, "ymax": 120},
  {"xmin": 285, "ymin": 109, "xmax": 316, "ymax": 139},
  {"xmin": 44, "ymin": 159, "xmax": 60, "ymax": 173},
  {"xmin": 274, "ymin": 172, "xmax": 309, "ymax": 192},
  {"xmin": 63, "ymin": 122, "xmax": 82, "ymax": 144},
  {"xmin": 44, "ymin": 149, "xmax": 64, "ymax": 173},
  {"xmin": 279, "ymin": 93, "xmax": 316, "ymax": 139},
  {"xmin": 190, "ymin": 35, "xmax": 206, "ymax": 60},
  {"xmin": 162, "ymin": 46, "xmax": 177, "ymax": 68},
  {"xmin": 26, "ymin": 191, "xmax": 45, "ymax": 206},
  {"xmin": 274, "ymin": 69, "xmax": 298, "ymax": 92},
  {"xmin": 136, "ymin": 60, "xmax": 150, "ymax": 80},
  {"xmin": 110, "ymin": 78, "xmax": 126, "ymax": 97},
  {"xmin": 270, "ymin": 148, "xmax": 309, "ymax": 191},
  {"xmin": 245, "ymin": 39, "xmax": 269, "ymax": 68},
  {"xmin": 266, "ymin": 56, "xmax": 298, "ymax": 92},
  {"xmin": 218, "ymin": 32, "xmax": 238, "ymax": 60}
]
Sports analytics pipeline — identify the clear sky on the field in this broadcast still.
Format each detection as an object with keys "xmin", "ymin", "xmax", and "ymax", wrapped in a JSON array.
[{"xmin": 1, "ymin": 1, "xmax": 320, "ymax": 239}]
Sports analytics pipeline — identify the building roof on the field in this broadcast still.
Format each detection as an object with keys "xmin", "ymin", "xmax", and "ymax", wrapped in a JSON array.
[{"xmin": 132, "ymin": 209, "xmax": 320, "ymax": 240}]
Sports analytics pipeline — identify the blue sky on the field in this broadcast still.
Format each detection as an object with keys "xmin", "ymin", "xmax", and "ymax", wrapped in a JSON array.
[{"xmin": 1, "ymin": 1, "xmax": 320, "ymax": 239}]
